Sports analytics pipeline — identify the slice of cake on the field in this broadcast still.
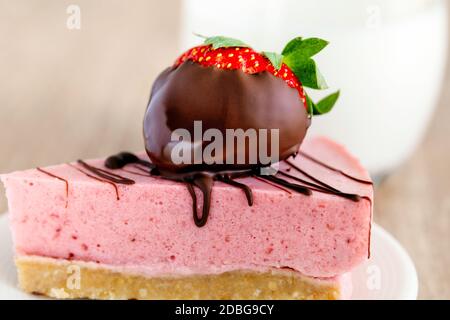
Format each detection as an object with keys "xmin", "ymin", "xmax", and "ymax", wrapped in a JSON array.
[
  {"xmin": 1, "ymin": 35, "xmax": 373, "ymax": 299},
  {"xmin": 1, "ymin": 137, "xmax": 372, "ymax": 300}
]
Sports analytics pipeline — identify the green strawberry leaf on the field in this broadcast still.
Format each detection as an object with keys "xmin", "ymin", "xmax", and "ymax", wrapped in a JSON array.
[
  {"xmin": 314, "ymin": 91, "xmax": 340, "ymax": 115},
  {"xmin": 282, "ymin": 37, "xmax": 330, "ymax": 90},
  {"xmin": 306, "ymin": 90, "xmax": 340, "ymax": 115},
  {"xmin": 281, "ymin": 37, "xmax": 302, "ymax": 56},
  {"xmin": 202, "ymin": 35, "xmax": 249, "ymax": 49},
  {"xmin": 262, "ymin": 51, "xmax": 284, "ymax": 70},
  {"xmin": 287, "ymin": 59, "xmax": 328, "ymax": 90},
  {"xmin": 282, "ymin": 37, "xmax": 329, "ymax": 58}
]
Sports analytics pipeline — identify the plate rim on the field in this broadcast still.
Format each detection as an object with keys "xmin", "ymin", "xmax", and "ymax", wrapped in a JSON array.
[{"xmin": 369, "ymin": 223, "xmax": 419, "ymax": 299}]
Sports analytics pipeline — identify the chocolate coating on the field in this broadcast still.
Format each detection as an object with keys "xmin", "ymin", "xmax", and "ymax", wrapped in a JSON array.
[{"xmin": 144, "ymin": 61, "xmax": 310, "ymax": 173}]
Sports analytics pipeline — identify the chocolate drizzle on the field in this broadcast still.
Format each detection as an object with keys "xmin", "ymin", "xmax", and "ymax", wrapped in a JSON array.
[
  {"xmin": 100, "ymin": 151, "xmax": 372, "ymax": 231},
  {"xmin": 66, "ymin": 158, "xmax": 138, "ymax": 201},
  {"xmin": 36, "ymin": 168, "xmax": 69, "ymax": 208},
  {"xmin": 252, "ymin": 175, "xmax": 292, "ymax": 194},
  {"xmin": 77, "ymin": 160, "xmax": 135, "ymax": 185},
  {"xmin": 105, "ymin": 152, "xmax": 154, "ymax": 170},
  {"xmin": 185, "ymin": 175, "xmax": 213, "ymax": 227},
  {"xmin": 298, "ymin": 151, "xmax": 373, "ymax": 185},
  {"xmin": 67, "ymin": 163, "xmax": 121, "ymax": 200},
  {"xmin": 35, "ymin": 148, "xmax": 372, "ymax": 256},
  {"xmin": 278, "ymin": 168, "xmax": 361, "ymax": 202},
  {"xmin": 257, "ymin": 174, "xmax": 312, "ymax": 196},
  {"xmin": 217, "ymin": 174, "xmax": 253, "ymax": 206},
  {"xmin": 121, "ymin": 168, "xmax": 152, "ymax": 177}
]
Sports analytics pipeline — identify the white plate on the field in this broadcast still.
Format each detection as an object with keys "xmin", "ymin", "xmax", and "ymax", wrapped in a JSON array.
[{"xmin": 0, "ymin": 213, "xmax": 418, "ymax": 300}]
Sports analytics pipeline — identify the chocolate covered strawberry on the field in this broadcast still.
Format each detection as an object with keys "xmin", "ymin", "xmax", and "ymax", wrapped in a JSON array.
[
  {"xmin": 144, "ymin": 35, "xmax": 339, "ymax": 173},
  {"xmin": 174, "ymin": 44, "xmax": 307, "ymax": 107}
]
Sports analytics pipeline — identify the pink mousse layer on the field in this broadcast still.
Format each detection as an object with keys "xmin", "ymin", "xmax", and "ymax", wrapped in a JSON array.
[{"xmin": 1, "ymin": 136, "xmax": 372, "ymax": 278}]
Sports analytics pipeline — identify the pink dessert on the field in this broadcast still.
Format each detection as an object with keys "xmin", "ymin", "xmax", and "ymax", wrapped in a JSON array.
[
  {"xmin": 2, "ymin": 136, "xmax": 372, "ymax": 299},
  {"xmin": 1, "ymin": 35, "xmax": 373, "ymax": 300}
]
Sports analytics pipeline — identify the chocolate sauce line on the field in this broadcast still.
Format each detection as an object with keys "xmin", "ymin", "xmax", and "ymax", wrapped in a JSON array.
[
  {"xmin": 185, "ymin": 175, "xmax": 213, "ymax": 227},
  {"xmin": 278, "ymin": 170, "xmax": 361, "ymax": 202},
  {"xmin": 257, "ymin": 174, "xmax": 312, "ymax": 196},
  {"xmin": 105, "ymin": 152, "xmax": 154, "ymax": 170},
  {"xmin": 185, "ymin": 183, "xmax": 201, "ymax": 226},
  {"xmin": 217, "ymin": 175, "xmax": 253, "ymax": 206},
  {"xmin": 36, "ymin": 168, "xmax": 69, "ymax": 208},
  {"xmin": 137, "ymin": 160, "xmax": 154, "ymax": 169},
  {"xmin": 77, "ymin": 160, "xmax": 135, "ymax": 185},
  {"xmin": 121, "ymin": 168, "xmax": 152, "ymax": 177},
  {"xmin": 252, "ymin": 175, "xmax": 292, "ymax": 194},
  {"xmin": 131, "ymin": 164, "xmax": 153, "ymax": 173},
  {"xmin": 285, "ymin": 158, "xmax": 373, "ymax": 205},
  {"xmin": 298, "ymin": 151, "xmax": 373, "ymax": 185},
  {"xmin": 67, "ymin": 163, "xmax": 120, "ymax": 200},
  {"xmin": 278, "ymin": 170, "xmax": 334, "ymax": 193},
  {"xmin": 285, "ymin": 159, "xmax": 340, "ymax": 192}
]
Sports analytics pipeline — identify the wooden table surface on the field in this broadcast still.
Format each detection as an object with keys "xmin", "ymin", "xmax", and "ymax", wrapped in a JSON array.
[{"xmin": 0, "ymin": 1, "xmax": 449, "ymax": 299}]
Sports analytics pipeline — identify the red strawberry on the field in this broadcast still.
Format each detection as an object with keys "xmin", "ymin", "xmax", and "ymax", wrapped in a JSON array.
[{"xmin": 174, "ymin": 45, "xmax": 307, "ymax": 108}]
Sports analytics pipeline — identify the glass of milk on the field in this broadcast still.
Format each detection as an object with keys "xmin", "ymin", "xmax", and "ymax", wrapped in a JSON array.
[{"xmin": 180, "ymin": 0, "xmax": 448, "ymax": 178}]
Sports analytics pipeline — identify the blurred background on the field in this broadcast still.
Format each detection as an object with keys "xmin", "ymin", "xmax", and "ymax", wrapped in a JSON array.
[{"xmin": 0, "ymin": 0, "xmax": 449, "ymax": 299}]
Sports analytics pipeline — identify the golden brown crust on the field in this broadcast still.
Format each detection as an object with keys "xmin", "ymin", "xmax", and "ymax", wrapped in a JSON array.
[{"xmin": 16, "ymin": 256, "xmax": 341, "ymax": 300}]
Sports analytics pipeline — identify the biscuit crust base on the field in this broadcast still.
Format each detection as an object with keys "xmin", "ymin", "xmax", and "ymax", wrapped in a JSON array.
[{"xmin": 16, "ymin": 256, "xmax": 342, "ymax": 300}]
